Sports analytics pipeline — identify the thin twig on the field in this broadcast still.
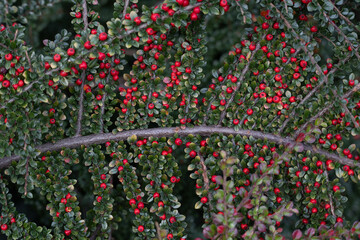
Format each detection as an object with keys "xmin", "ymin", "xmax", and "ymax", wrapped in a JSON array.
[
  {"xmin": 25, "ymin": 49, "xmax": 33, "ymax": 72},
  {"xmin": 75, "ymin": 71, "xmax": 86, "ymax": 137},
  {"xmin": 12, "ymin": 29, "xmax": 18, "ymax": 42},
  {"xmin": 199, "ymin": 153, "xmax": 213, "ymax": 212},
  {"xmin": 155, "ymin": 221, "xmax": 162, "ymax": 240},
  {"xmin": 323, "ymin": 166, "xmax": 336, "ymax": 216},
  {"xmin": 23, "ymin": 135, "xmax": 29, "ymax": 196},
  {"xmin": 89, "ymin": 224, "xmax": 102, "ymax": 240},
  {"xmin": 99, "ymin": 59, "xmax": 113, "ymax": 133},
  {"xmin": 221, "ymin": 162, "xmax": 229, "ymax": 239},
  {"xmin": 234, "ymin": 1, "xmax": 246, "ymax": 23},
  {"xmin": 122, "ymin": 0, "xmax": 130, "ymax": 21},
  {"xmin": 319, "ymin": 33, "xmax": 337, "ymax": 48},
  {"xmin": 1, "ymin": 126, "xmax": 359, "ymax": 169},
  {"xmin": 82, "ymin": 0, "xmax": 89, "ymax": 30}
]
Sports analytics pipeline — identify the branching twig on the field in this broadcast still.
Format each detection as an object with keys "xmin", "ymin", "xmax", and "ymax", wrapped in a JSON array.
[
  {"xmin": 217, "ymin": 42, "xmax": 261, "ymax": 126},
  {"xmin": 330, "ymin": 0, "xmax": 360, "ymax": 35},
  {"xmin": 202, "ymin": 59, "xmax": 239, "ymax": 125},
  {"xmin": 272, "ymin": 3, "xmax": 357, "ymax": 134},
  {"xmin": 332, "ymin": 89, "xmax": 360, "ymax": 128},
  {"xmin": 294, "ymin": 83, "xmax": 360, "ymax": 137},
  {"xmin": 0, "ymin": 68, "xmax": 60, "ymax": 110},
  {"xmin": 322, "ymin": 10, "xmax": 360, "ymax": 61}
]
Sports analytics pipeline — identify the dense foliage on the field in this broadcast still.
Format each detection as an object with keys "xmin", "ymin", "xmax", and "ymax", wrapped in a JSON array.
[{"xmin": 0, "ymin": 0, "xmax": 360, "ymax": 239}]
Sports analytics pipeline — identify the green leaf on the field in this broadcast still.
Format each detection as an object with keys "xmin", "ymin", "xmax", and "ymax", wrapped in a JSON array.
[
  {"xmin": 209, "ymin": 7, "xmax": 220, "ymax": 15},
  {"xmin": 323, "ymin": 0, "xmax": 334, "ymax": 11}
]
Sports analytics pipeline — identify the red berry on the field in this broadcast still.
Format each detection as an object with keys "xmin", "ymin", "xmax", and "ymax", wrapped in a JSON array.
[
  {"xmin": 200, "ymin": 196, "xmax": 208, "ymax": 203},
  {"xmin": 53, "ymin": 54, "xmax": 61, "ymax": 62},
  {"xmin": 175, "ymin": 138, "xmax": 182, "ymax": 146},
  {"xmin": 1, "ymin": 224, "xmax": 8, "ymax": 231},
  {"xmin": 67, "ymin": 48, "xmax": 75, "ymax": 56},
  {"xmin": 310, "ymin": 26, "xmax": 318, "ymax": 32},
  {"xmin": 99, "ymin": 32, "xmax": 108, "ymax": 41},
  {"xmin": 138, "ymin": 225, "xmax": 144, "ymax": 232},
  {"xmin": 333, "ymin": 185, "xmax": 340, "ymax": 192}
]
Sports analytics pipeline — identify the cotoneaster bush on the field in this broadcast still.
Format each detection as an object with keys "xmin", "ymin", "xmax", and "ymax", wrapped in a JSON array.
[{"xmin": 0, "ymin": 0, "xmax": 360, "ymax": 239}]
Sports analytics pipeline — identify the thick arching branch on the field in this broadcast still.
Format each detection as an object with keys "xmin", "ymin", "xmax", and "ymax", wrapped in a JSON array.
[{"xmin": 0, "ymin": 126, "xmax": 358, "ymax": 169}]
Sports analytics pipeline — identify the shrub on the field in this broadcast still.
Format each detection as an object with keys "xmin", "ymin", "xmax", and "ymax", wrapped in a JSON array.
[{"xmin": 0, "ymin": 0, "xmax": 360, "ymax": 239}]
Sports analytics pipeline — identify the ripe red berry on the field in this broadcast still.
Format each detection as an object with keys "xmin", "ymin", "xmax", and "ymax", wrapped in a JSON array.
[
  {"xmin": 310, "ymin": 26, "xmax": 318, "ymax": 32},
  {"xmin": 138, "ymin": 225, "xmax": 144, "ymax": 232},
  {"xmin": 169, "ymin": 216, "xmax": 176, "ymax": 223},
  {"xmin": 5, "ymin": 53, "xmax": 13, "ymax": 61},
  {"xmin": 64, "ymin": 230, "xmax": 71, "ymax": 236},
  {"xmin": 75, "ymin": 12, "xmax": 81, "ymax": 18},
  {"xmin": 330, "ymin": 144, "xmax": 337, "ymax": 150},
  {"xmin": 175, "ymin": 138, "xmax": 182, "ymax": 146},
  {"xmin": 189, "ymin": 150, "xmax": 196, "ymax": 158},
  {"xmin": 1, "ymin": 224, "xmax": 8, "ymax": 231},
  {"xmin": 2, "ymin": 80, "xmax": 10, "ymax": 88},
  {"xmin": 99, "ymin": 32, "xmax": 108, "ymax": 41},
  {"xmin": 200, "ymin": 196, "xmax": 208, "ymax": 203},
  {"xmin": 67, "ymin": 48, "xmax": 75, "ymax": 56},
  {"xmin": 84, "ymin": 41, "xmax": 93, "ymax": 50},
  {"xmin": 53, "ymin": 54, "xmax": 61, "ymax": 62},
  {"xmin": 333, "ymin": 185, "xmax": 340, "ymax": 192}
]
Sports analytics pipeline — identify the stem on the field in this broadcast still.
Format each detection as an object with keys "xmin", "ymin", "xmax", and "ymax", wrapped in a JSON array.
[
  {"xmin": 75, "ymin": 71, "xmax": 86, "ymax": 137},
  {"xmin": 23, "ymin": 132, "xmax": 29, "ymax": 197},
  {"xmin": 199, "ymin": 153, "xmax": 214, "ymax": 212},
  {"xmin": 1, "ymin": 126, "xmax": 359, "ymax": 169},
  {"xmin": 82, "ymin": 0, "xmax": 89, "ymax": 30},
  {"xmin": 25, "ymin": 49, "xmax": 33, "ymax": 72},
  {"xmin": 323, "ymin": 166, "xmax": 336, "ymax": 216},
  {"xmin": 89, "ymin": 224, "xmax": 101, "ymax": 240},
  {"xmin": 222, "ymin": 163, "xmax": 229, "ymax": 239},
  {"xmin": 122, "ymin": 0, "xmax": 130, "ymax": 21},
  {"xmin": 234, "ymin": 1, "xmax": 246, "ymax": 23},
  {"xmin": 99, "ymin": 60, "xmax": 113, "ymax": 133},
  {"xmin": 155, "ymin": 221, "xmax": 162, "ymax": 240}
]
